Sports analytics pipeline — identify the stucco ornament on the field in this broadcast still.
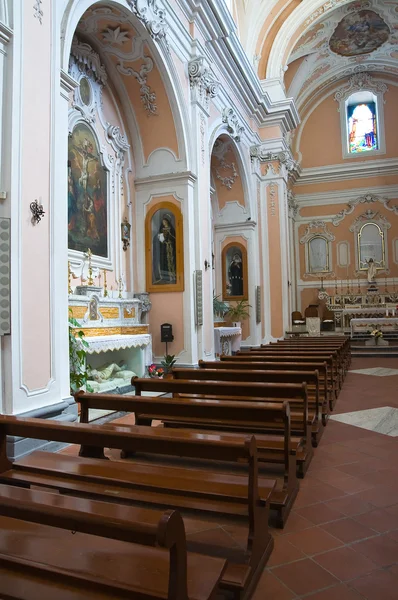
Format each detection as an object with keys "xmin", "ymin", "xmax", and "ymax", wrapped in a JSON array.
[
  {"xmin": 222, "ymin": 108, "xmax": 245, "ymax": 142},
  {"xmin": 71, "ymin": 37, "xmax": 108, "ymax": 85},
  {"xmin": 33, "ymin": 0, "xmax": 43, "ymax": 24},
  {"xmin": 332, "ymin": 194, "xmax": 398, "ymax": 226},
  {"xmin": 117, "ymin": 56, "xmax": 157, "ymax": 115},
  {"xmin": 300, "ymin": 221, "xmax": 335, "ymax": 244},
  {"xmin": 334, "ymin": 72, "xmax": 388, "ymax": 103},
  {"xmin": 106, "ymin": 124, "xmax": 130, "ymax": 161},
  {"xmin": 214, "ymin": 159, "xmax": 239, "ymax": 190},
  {"xmin": 188, "ymin": 57, "xmax": 219, "ymax": 105},
  {"xmin": 287, "ymin": 190, "xmax": 299, "ymax": 218},
  {"xmin": 102, "ymin": 26, "xmax": 130, "ymax": 46},
  {"xmin": 127, "ymin": 0, "xmax": 168, "ymax": 48}
]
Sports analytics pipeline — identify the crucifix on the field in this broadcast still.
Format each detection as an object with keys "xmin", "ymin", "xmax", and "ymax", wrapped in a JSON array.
[{"xmin": 86, "ymin": 248, "xmax": 94, "ymax": 286}]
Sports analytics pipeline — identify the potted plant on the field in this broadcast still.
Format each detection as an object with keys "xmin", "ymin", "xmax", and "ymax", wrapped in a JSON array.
[
  {"xmin": 68, "ymin": 312, "xmax": 93, "ymax": 394},
  {"xmin": 226, "ymin": 299, "xmax": 251, "ymax": 328},
  {"xmin": 161, "ymin": 354, "xmax": 177, "ymax": 375},
  {"xmin": 213, "ymin": 294, "xmax": 229, "ymax": 322}
]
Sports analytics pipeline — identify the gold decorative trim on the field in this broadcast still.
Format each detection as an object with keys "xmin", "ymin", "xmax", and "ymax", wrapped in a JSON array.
[
  {"xmin": 100, "ymin": 307, "xmax": 120, "ymax": 319},
  {"xmin": 69, "ymin": 306, "xmax": 87, "ymax": 319},
  {"xmin": 214, "ymin": 321, "xmax": 227, "ymax": 328},
  {"xmin": 74, "ymin": 325, "xmax": 149, "ymax": 337},
  {"xmin": 123, "ymin": 308, "xmax": 136, "ymax": 319}
]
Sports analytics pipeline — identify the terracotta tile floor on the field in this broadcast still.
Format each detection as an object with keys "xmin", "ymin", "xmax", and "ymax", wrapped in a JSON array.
[{"xmin": 60, "ymin": 357, "xmax": 398, "ymax": 599}]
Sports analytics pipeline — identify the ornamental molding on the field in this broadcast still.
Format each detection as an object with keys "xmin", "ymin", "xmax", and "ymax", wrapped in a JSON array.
[
  {"xmin": 106, "ymin": 123, "xmax": 130, "ymax": 160},
  {"xmin": 334, "ymin": 72, "xmax": 388, "ymax": 104},
  {"xmin": 70, "ymin": 37, "xmax": 107, "ymax": 85},
  {"xmin": 188, "ymin": 57, "xmax": 219, "ymax": 109},
  {"xmin": 349, "ymin": 210, "xmax": 391, "ymax": 233},
  {"xmin": 214, "ymin": 159, "xmax": 239, "ymax": 189},
  {"xmin": 127, "ymin": 0, "xmax": 169, "ymax": 49},
  {"xmin": 116, "ymin": 56, "xmax": 157, "ymax": 115},
  {"xmin": 297, "ymin": 158, "xmax": 398, "ymax": 186},
  {"xmin": 332, "ymin": 194, "xmax": 398, "ymax": 226},
  {"xmin": 300, "ymin": 221, "xmax": 335, "ymax": 244},
  {"xmin": 287, "ymin": 190, "xmax": 299, "ymax": 218},
  {"xmin": 250, "ymin": 146, "xmax": 300, "ymax": 181},
  {"xmin": 33, "ymin": 0, "xmax": 43, "ymax": 24},
  {"xmin": 222, "ymin": 108, "xmax": 245, "ymax": 142}
]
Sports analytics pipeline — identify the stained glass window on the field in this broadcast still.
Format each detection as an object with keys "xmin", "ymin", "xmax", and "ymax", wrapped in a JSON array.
[{"xmin": 347, "ymin": 101, "xmax": 378, "ymax": 153}]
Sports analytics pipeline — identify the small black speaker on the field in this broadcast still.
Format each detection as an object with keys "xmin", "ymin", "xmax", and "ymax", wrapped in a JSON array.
[{"xmin": 161, "ymin": 323, "xmax": 174, "ymax": 343}]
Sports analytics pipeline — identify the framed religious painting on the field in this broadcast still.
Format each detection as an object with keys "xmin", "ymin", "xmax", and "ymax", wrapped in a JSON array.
[
  {"xmin": 68, "ymin": 123, "xmax": 108, "ymax": 258},
  {"xmin": 145, "ymin": 201, "xmax": 184, "ymax": 293},
  {"xmin": 222, "ymin": 242, "xmax": 248, "ymax": 300}
]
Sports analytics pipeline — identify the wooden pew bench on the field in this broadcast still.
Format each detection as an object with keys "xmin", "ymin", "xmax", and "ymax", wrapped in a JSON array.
[
  {"xmin": 75, "ymin": 392, "xmax": 299, "ymax": 527},
  {"xmin": 172, "ymin": 366, "xmax": 324, "ymax": 446},
  {"xmin": 269, "ymin": 340, "xmax": 349, "ymax": 378},
  {"xmin": 0, "ymin": 484, "xmax": 225, "ymax": 600},
  {"xmin": 131, "ymin": 377, "xmax": 312, "ymax": 477},
  {"xmin": 198, "ymin": 360, "xmax": 331, "ymax": 427},
  {"xmin": 0, "ymin": 416, "xmax": 273, "ymax": 599},
  {"xmin": 226, "ymin": 354, "xmax": 339, "ymax": 408}
]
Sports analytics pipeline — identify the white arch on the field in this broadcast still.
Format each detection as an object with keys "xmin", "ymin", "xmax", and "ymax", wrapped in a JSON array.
[
  {"xmin": 266, "ymin": 0, "xmax": 353, "ymax": 79},
  {"xmin": 59, "ymin": 0, "xmax": 190, "ymax": 171}
]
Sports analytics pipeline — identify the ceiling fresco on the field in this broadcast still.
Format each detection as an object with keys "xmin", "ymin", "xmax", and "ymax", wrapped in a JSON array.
[{"xmin": 285, "ymin": 0, "xmax": 398, "ymax": 108}]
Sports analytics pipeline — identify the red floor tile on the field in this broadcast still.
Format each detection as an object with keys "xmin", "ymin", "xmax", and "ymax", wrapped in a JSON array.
[
  {"xmin": 313, "ymin": 546, "xmax": 377, "ymax": 581},
  {"xmin": 272, "ymin": 558, "xmax": 338, "ymax": 596},
  {"xmin": 283, "ymin": 526, "xmax": 342, "ymax": 556},
  {"xmin": 252, "ymin": 570, "xmax": 296, "ymax": 600},
  {"xmin": 325, "ymin": 494, "xmax": 376, "ymax": 517},
  {"xmin": 321, "ymin": 517, "xmax": 377, "ymax": 543},
  {"xmin": 295, "ymin": 503, "xmax": 345, "ymax": 526},
  {"xmin": 353, "ymin": 534, "xmax": 398, "ymax": 567},
  {"xmin": 354, "ymin": 507, "xmax": 398, "ymax": 533},
  {"xmin": 303, "ymin": 583, "xmax": 365, "ymax": 600},
  {"xmin": 267, "ymin": 536, "xmax": 306, "ymax": 567},
  {"xmin": 349, "ymin": 567, "xmax": 398, "ymax": 600}
]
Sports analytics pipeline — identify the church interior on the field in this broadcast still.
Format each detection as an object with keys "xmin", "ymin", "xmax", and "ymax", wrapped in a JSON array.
[{"xmin": 0, "ymin": 0, "xmax": 398, "ymax": 598}]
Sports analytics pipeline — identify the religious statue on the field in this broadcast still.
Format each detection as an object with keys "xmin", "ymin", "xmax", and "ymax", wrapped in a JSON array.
[
  {"xmin": 366, "ymin": 258, "xmax": 377, "ymax": 284},
  {"xmin": 228, "ymin": 252, "xmax": 244, "ymax": 296},
  {"xmin": 88, "ymin": 361, "xmax": 136, "ymax": 384}
]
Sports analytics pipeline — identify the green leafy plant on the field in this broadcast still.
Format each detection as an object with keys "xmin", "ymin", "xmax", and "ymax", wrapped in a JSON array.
[
  {"xmin": 226, "ymin": 299, "xmax": 251, "ymax": 323},
  {"xmin": 161, "ymin": 354, "xmax": 177, "ymax": 373},
  {"xmin": 69, "ymin": 312, "xmax": 93, "ymax": 393},
  {"xmin": 213, "ymin": 294, "xmax": 229, "ymax": 319}
]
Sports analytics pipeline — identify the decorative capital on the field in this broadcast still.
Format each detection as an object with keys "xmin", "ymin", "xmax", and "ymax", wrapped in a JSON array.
[
  {"xmin": 287, "ymin": 190, "xmax": 299, "ymax": 218},
  {"xmin": 222, "ymin": 108, "xmax": 245, "ymax": 142},
  {"xmin": 127, "ymin": 0, "xmax": 168, "ymax": 49},
  {"xmin": 71, "ymin": 37, "xmax": 107, "ymax": 85},
  {"xmin": 334, "ymin": 72, "xmax": 388, "ymax": 103},
  {"xmin": 250, "ymin": 146, "xmax": 300, "ymax": 181},
  {"xmin": 188, "ymin": 57, "xmax": 219, "ymax": 108}
]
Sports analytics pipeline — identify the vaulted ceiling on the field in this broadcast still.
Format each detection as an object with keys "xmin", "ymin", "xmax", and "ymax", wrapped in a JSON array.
[{"xmin": 233, "ymin": 0, "xmax": 398, "ymax": 111}]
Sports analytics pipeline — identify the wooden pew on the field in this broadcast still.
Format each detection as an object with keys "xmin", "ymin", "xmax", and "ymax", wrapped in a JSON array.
[
  {"xmin": 76, "ymin": 391, "xmax": 298, "ymax": 527},
  {"xmin": 198, "ymin": 359, "xmax": 331, "ymax": 426},
  {"xmin": 0, "ymin": 416, "xmax": 273, "ymax": 598},
  {"xmin": 269, "ymin": 339, "xmax": 350, "ymax": 377},
  {"xmin": 172, "ymin": 366, "xmax": 324, "ymax": 446},
  {"xmin": 0, "ymin": 484, "xmax": 225, "ymax": 600},
  {"xmin": 131, "ymin": 377, "xmax": 312, "ymax": 477},
  {"xmin": 224, "ymin": 354, "xmax": 339, "ymax": 408}
]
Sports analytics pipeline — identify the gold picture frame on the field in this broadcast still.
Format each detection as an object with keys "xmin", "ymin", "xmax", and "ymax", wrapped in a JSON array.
[
  {"xmin": 145, "ymin": 201, "xmax": 184, "ymax": 293},
  {"xmin": 222, "ymin": 242, "xmax": 248, "ymax": 300}
]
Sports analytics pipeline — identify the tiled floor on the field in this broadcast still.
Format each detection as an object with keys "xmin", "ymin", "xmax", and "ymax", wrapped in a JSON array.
[{"xmin": 60, "ymin": 356, "xmax": 398, "ymax": 600}]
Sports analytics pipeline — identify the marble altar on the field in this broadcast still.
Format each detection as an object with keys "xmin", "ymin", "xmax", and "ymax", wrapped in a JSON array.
[{"xmin": 214, "ymin": 326, "xmax": 242, "ymax": 356}]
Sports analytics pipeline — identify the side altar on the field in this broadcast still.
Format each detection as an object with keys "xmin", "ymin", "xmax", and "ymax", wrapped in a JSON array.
[
  {"xmin": 325, "ymin": 290, "xmax": 398, "ymax": 331},
  {"xmin": 69, "ymin": 292, "xmax": 152, "ymax": 393}
]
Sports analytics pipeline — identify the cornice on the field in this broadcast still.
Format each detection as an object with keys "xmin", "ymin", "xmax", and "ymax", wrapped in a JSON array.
[
  {"xmin": 295, "ymin": 185, "xmax": 398, "ymax": 208},
  {"xmin": 296, "ymin": 158, "xmax": 398, "ymax": 186},
  {"xmin": 134, "ymin": 170, "xmax": 197, "ymax": 188}
]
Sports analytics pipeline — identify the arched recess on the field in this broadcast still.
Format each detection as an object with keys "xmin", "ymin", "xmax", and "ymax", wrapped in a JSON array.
[{"xmin": 208, "ymin": 130, "xmax": 255, "ymax": 343}]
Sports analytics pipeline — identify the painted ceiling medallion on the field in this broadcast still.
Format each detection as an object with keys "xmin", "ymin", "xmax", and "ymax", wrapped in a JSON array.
[{"xmin": 329, "ymin": 10, "xmax": 390, "ymax": 57}]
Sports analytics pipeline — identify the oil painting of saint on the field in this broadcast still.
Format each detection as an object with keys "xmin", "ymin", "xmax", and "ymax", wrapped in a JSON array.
[
  {"xmin": 151, "ymin": 210, "xmax": 177, "ymax": 285},
  {"xmin": 329, "ymin": 10, "xmax": 390, "ymax": 57},
  {"xmin": 222, "ymin": 243, "xmax": 247, "ymax": 300},
  {"xmin": 68, "ymin": 123, "xmax": 108, "ymax": 257}
]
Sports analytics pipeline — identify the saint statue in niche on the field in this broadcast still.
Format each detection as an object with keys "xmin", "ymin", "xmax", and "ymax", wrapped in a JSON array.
[
  {"xmin": 366, "ymin": 258, "xmax": 377, "ymax": 283},
  {"xmin": 152, "ymin": 211, "xmax": 176, "ymax": 285}
]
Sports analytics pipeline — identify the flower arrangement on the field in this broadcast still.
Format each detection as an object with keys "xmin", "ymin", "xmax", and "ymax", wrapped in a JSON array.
[
  {"xmin": 369, "ymin": 328, "xmax": 383, "ymax": 338},
  {"xmin": 147, "ymin": 364, "xmax": 165, "ymax": 378}
]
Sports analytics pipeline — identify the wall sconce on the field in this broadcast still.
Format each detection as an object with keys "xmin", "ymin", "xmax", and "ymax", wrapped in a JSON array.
[{"xmin": 30, "ymin": 198, "xmax": 45, "ymax": 224}]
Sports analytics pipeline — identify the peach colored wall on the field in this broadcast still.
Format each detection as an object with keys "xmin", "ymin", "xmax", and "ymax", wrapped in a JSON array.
[
  {"xmin": 258, "ymin": 125, "xmax": 283, "ymax": 141},
  {"xmin": 211, "ymin": 145, "xmax": 246, "ymax": 210},
  {"xmin": 21, "ymin": 1, "xmax": 52, "ymax": 390},
  {"xmin": 299, "ymin": 84, "xmax": 398, "ymax": 168},
  {"xmin": 296, "ymin": 175, "xmax": 398, "ymax": 196},
  {"xmin": 146, "ymin": 195, "xmax": 184, "ymax": 357},
  {"xmin": 284, "ymin": 56, "xmax": 306, "ymax": 92},
  {"xmin": 267, "ymin": 185, "xmax": 283, "ymax": 338},
  {"xmin": 297, "ymin": 201, "xmax": 398, "ymax": 308}
]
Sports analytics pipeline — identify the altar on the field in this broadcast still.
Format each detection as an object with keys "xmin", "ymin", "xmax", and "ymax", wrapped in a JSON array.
[
  {"xmin": 325, "ymin": 290, "xmax": 398, "ymax": 332},
  {"xmin": 350, "ymin": 318, "xmax": 398, "ymax": 338},
  {"xmin": 214, "ymin": 326, "xmax": 242, "ymax": 356}
]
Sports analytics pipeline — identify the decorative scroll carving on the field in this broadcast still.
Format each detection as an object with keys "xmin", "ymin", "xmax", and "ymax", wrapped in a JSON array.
[
  {"xmin": 250, "ymin": 146, "xmax": 300, "ymax": 180},
  {"xmin": 287, "ymin": 190, "xmax": 299, "ymax": 218},
  {"xmin": 106, "ymin": 123, "xmax": 130, "ymax": 160},
  {"xmin": 300, "ymin": 221, "xmax": 335, "ymax": 244},
  {"xmin": 222, "ymin": 108, "xmax": 244, "ymax": 142},
  {"xmin": 127, "ymin": 0, "xmax": 168, "ymax": 48},
  {"xmin": 349, "ymin": 210, "xmax": 391, "ymax": 233},
  {"xmin": 71, "ymin": 37, "xmax": 107, "ymax": 85},
  {"xmin": 332, "ymin": 194, "xmax": 398, "ymax": 226},
  {"xmin": 189, "ymin": 57, "xmax": 219, "ymax": 108},
  {"xmin": 199, "ymin": 113, "xmax": 206, "ymax": 166},
  {"xmin": 102, "ymin": 26, "xmax": 130, "ymax": 45},
  {"xmin": 116, "ymin": 56, "xmax": 157, "ymax": 115},
  {"xmin": 33, "ymin": 0, "xmax": 43, "ymax": 24},
  {"xmin": 334, "ymin": 72, "xmax": 388, "ymax": 103}
]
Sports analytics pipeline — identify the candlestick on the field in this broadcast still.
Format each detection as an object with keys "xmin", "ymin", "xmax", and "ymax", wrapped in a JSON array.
[
  {"xmin": 385, "ymin": 276, "xmax": 388, "ymax": 292},
  {"xmin": 86, "ymin": 248, "xmax": 94, "ymax": 286},
  {"xmin": 357, "ymin": 275, "xmax": 360, "ymax": 293},
  {"xmin": 118, "ymin": 276, "xmax": 123, "ymax": 299},
  {"xmin": 103, "ymin": 269, "xmax": 108, "ymax": 297}
]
